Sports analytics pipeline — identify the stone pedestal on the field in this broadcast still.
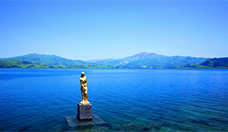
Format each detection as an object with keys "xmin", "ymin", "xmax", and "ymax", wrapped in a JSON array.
[
  {"xmin": 77, "ymin": 103, "xmax": 92, "ymax": 121},
  {"xmin": 66, "ymin": 103, "xmax": 105, "ymax": 127},
  {"xmin": 66, "ymin": 114, "xmax": 105, "ymax": 127}
]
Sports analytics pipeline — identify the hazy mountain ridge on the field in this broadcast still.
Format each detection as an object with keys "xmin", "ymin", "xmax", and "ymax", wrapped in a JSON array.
[
  {"xmin": 0, "ymin": 52, "xmax": 227, "ymax": 69},
  {"xmin": 87, "ymin": 52, "xmax": 208, "ymax": 68}
]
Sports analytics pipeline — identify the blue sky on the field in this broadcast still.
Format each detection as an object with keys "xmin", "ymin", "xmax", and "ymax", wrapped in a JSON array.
[{"xmin": 0, "ymin": 1, "xmax": 228, "ymax": 60}]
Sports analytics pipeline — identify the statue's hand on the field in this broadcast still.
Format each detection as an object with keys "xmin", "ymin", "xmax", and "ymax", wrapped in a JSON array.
[
  {"xmin": 84, "ymin": 88, "xmax": 87, "ymax": 94},
  {"xmin": 84, "ymin": 87, "xmax": 87, "ymax": 91}
]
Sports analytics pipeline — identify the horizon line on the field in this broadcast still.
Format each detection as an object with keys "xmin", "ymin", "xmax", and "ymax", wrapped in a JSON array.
[{"xmin": 1, "ymin": 52, "xmax": 227, "ymax": 61}]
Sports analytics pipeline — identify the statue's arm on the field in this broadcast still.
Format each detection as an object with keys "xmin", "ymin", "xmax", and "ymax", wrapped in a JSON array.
[{"xmin": 84, "ymin": 77, "xmax": 87, "ymax": 93}]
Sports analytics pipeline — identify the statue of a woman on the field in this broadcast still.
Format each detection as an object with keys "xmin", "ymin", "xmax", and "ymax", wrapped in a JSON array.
[{"xmin": 80, "ymin": 72, "xmax": 90, "ymax": 105}]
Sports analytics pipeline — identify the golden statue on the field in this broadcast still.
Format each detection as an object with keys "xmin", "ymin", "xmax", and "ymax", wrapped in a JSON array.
[{"xmin": 80, "ymin": 72, "xmax": 90, "ymax": 105}]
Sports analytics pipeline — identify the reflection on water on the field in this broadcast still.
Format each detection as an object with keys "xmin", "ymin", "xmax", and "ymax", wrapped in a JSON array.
[{"xmin": 0, "ymin": 69, "xmax": 228, "ymax": 131}]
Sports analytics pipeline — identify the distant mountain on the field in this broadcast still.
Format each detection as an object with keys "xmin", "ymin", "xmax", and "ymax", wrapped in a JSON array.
[
  {"xmin": 0, "ymin": 59, "xmax": 49, "ymax": 68},
  {"xmin": 6, "ymin": 53, "xmax": 85, "ymax": 66},
  {"xmin": 87, "ymin": 52, "xmax": 208, "ymax": 68},
  {"xmin": 1, "ymin": 52, "xmax": 227, "ymax": 69},
  {"xmin": 0, "ymin": 54, "xmax": 113, "ymax": 69}
]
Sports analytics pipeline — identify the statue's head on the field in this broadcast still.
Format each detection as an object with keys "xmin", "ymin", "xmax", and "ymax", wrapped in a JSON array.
[{"xmin": 81, "ymin": 72, "xmax": 85, "ymax": 77}]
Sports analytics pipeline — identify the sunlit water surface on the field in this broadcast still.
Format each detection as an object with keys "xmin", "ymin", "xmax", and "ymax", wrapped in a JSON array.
[{"xmin": 0, "ymin": 69, "xmax": 228, "ymax": 131}]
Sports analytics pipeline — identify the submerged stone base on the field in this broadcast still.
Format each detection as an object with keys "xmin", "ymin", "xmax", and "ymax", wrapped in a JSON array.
[
  {"xmin": 77, "ymin": 103, "xmax": 92, "ymax": 121},
  {"xmin": 66, "ymin": 114, "xmax": 106, "ymax": 127}
]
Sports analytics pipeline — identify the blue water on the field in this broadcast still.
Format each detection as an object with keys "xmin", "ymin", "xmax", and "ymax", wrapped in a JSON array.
[{"xmin": 0, "ymin": 69, "xmax": 228, "ymax": 131}]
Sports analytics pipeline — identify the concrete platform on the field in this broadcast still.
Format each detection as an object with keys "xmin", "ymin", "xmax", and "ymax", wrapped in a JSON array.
[{"xmin": 66, "ymin": 114, "xmax": 106, "ymax": 127}]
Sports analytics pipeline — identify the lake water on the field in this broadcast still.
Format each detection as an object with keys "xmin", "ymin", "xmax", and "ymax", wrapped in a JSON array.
[{"xmin": 0, "ymin": 69, "xmax": 228, "ymax": 131}]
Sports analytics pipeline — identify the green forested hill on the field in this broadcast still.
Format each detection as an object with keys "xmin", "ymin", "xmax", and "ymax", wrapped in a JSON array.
[
  {"xmin": 9, "ymin": 53, "xmax": 85, "ymax": 66},
  {"xmin": 175, "ymin": 57, "xmax": 228, "ymax": 69},
  {"xmin": 0, "ymin": 59, "xmax": 113, "ymax": 69},
  {"xmin": 200, "ymin": 57, "xmax": 228, "ymax": 68},
  {"xmin": 0, "ymin": 59, "xmax": 49, "ymax": 68}
]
